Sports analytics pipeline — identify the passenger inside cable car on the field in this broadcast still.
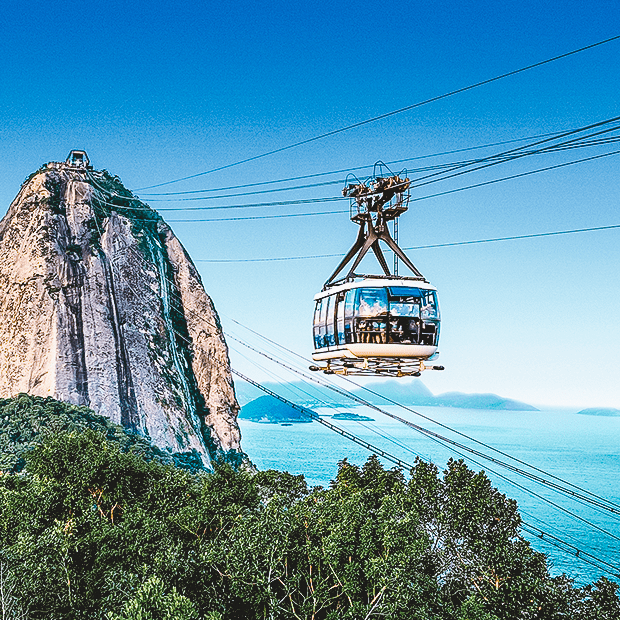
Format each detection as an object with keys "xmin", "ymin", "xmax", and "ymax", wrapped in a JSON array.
[{"xmin": 313, "ymin": 286, "xmax": 440, "ymax": 350}]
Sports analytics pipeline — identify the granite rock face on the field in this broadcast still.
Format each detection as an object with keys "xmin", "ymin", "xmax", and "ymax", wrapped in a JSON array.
[{"xmin": 0, "ymin": 157, "xmax": 242, "ymax": 467}]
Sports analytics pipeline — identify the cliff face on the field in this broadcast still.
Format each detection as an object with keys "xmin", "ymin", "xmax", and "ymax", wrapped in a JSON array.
[{"xmin": 0, "ymin": 157, "xmax": 242, "ymax": 467}]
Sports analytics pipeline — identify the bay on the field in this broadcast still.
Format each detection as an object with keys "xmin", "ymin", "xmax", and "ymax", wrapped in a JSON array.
[{"xmin": 239, "ymin": 405, "xmax": 620, "ymax": 585}]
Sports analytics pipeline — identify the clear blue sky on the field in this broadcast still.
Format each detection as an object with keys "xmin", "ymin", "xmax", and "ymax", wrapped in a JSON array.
[{"xmin": 1, "ymin": 0, "xmax": 618, "ymax": 407}]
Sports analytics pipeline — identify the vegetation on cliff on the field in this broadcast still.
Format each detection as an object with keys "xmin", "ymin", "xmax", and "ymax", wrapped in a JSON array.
[
  {"xmin": 0, "ymin": 396, "xmax": 618, "ymax": 619},
  {"xmin": 0, "ymin": 394, "xmax": 205, "ymax": 474}
]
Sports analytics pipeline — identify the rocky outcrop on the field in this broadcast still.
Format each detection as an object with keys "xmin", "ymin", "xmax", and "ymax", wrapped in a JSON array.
[{"xmin": 0, "ymin": 156, "xmax": 243, "ymax": 468}]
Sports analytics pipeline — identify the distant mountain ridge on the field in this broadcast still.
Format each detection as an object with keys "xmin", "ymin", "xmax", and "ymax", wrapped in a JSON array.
[
  {"xmin": 235, "ymin": 379, "xmax": 538, "ymax": 412},
  {"xmin": 238, "ymin": 395, "xmax": 313, "ymax": 423},
  {"xmin": 429, "ymin": 392, "xmax": 538, "ymax": 411}
]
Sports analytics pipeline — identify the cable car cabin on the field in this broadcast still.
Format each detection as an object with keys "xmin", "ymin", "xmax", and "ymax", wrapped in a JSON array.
[
  {"xmin": 311, "ymin": 165, "xmax": 445, "ymax": 377},
  {"xmin": 311, "ymin": 279, "xmax": 442, "ymax": 376}
]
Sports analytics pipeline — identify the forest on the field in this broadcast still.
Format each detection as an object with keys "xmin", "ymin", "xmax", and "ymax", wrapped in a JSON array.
[{"xmin": 0, "ymin": 394, "xmax": 618, "ymax": 619}]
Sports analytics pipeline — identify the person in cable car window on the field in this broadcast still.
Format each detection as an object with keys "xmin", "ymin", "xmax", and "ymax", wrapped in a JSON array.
[
  {"xmin": 389, "ymin": 318, "xmax": 404, "ymax": 343},
  {"xmin": 357, "ymin": 292, "xmax": 386, "ymax": 343},
  {"xmin": 407, "ymin": 317, "xmax": 420, "ymax": 344}
]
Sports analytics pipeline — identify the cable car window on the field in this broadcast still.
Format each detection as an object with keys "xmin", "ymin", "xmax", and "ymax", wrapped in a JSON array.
[
  {"xmin": 389, "ymin": 298, "xmax": 420, "ymax": 318},
  {"xmin": 389, "ymin": 287, "xmax": 423, "ymax": 297},
  {"xmin": 319, "ymin": 296, "xmax": 328, "ymax": 325},
  {"xmin": 356, "ymin": 288, "xmax": 388, "ymax": 317},
  {"xmin": 388, "ymin": 287, "xmax": 420, "ymax": 318},
  {"xmin": 313, "ymin": 300, "xmax": 322, "ymax": 326},
  {"xmin": 343, "ymin": 289, "xmax": 356, "ymax": 343},
  {"xmin": 325, "ymin": 294, "xmax": 336, "ymax": 346},
  {"xmin": 421, "ymin": 291, "xmax": 439, "ymax": 320},
  {"xmin": 313, "ymin": 299, "xmax": 324, "ymax": 349},
  {"xmin": 344, "ymin": 289, "xmax": 356, "ymax": 318},
  {"xmin": 336, "ymin": 293, "xmax": 346, "ymax": 345},
  {"xmin": 316, "ymin": 297, "xmax": 330, "ymax": 349}
]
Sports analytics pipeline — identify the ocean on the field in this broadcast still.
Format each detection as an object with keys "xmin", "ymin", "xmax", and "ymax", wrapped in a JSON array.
[{"xmin": 238, "ymin": 405, "xmax": 620, "ymax": 586}]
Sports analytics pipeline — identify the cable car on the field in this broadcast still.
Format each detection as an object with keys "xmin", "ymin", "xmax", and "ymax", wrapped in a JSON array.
[{"xmin": 310, "ymin": 163, "xmax": 445, "ymax": 377}]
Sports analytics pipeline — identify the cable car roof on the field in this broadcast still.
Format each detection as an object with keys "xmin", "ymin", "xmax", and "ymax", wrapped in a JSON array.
[{"xmin": 314, "ymin": 277, "xmax": 437, "ymax": 301}]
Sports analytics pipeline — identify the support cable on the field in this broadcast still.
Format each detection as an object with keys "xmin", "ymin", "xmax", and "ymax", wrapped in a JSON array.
[
  {"xmin": 142, "ymin": 123, "xmax": 620, "ymax": 202},
  {"xmin": 408, "ymin": 149, "xmax": 620, "ymax": 204},
  {"xmin": 145, "ymin": 149, "xmax": 620, "ymax": 213},
  {"xmin": 138, "ymin": 129, "xmax": 575, "ymax": 196},
  {"xmin": 233, "ymin": 365, "xmax": 620, "ymax": 578},
  {"xmin": 230, "ymin": 319, "xmax": 620, "ymax": 515},
  {"xmin": 228, "ymin": 339, "xmax": 431, "ymax": 463},
  {"xmin": 227, "ymin": 334, "xmax": 620, "ymax": 560},
  {"xmin": 405, "ymin": 124, "xmax": 620, "ymax": 191},
  {"xmin": 136, "ymin": 34, "xmax": 620, "ymax": 190}
]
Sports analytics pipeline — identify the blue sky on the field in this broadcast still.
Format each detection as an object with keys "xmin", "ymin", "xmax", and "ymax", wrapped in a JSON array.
[{"xmin": 1, "ymin": 1, "xmax": 619, "ymax": 407}]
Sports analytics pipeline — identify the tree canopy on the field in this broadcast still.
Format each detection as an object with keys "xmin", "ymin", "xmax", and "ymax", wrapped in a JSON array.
[{"xmin": 0, "ymin": 395, "xmax": 618, "ymax": 619}]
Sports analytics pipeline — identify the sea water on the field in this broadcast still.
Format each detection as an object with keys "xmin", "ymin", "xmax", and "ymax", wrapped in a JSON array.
[{"xmin": 238, "ymin": 406, "xmax": 620, "ymax": 585}]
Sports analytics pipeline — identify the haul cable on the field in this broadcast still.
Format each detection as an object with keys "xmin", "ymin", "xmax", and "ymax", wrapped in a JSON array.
[
  {"xmin": 137, "ymin": 34, "xmax": 620, "ymax": 190},
  {"xmin": 134, "ymin": 149, "xmax": 620, "ymax": 213},
  {"xmin": 142, "ymin": 120, "xmax": 620, "ymax": 202},
  {"xmin": 137, "ymin": 128, "xmax": 576, "ymax": 196}
]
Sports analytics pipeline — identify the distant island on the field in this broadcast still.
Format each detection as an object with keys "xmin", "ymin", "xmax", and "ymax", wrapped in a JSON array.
[
  {"xmin": 235, "ymin": 379, "xmax": 538, "ymax": 411},
  {"xmin": 429, "ymin": 391, "xmax": 538, "ymax": 411},
  {"xmin": 331, "ymin": 412, "xmax": 374, "ymax": 421},
  {"xmin": 239, "ymin": 398, "xmax": 376, "ymax": 424},
  {"xmin": 239, "ymin": 395, "xmax": 314, "ymax": 424},
  {"xmin": 576, "ymin": 407, "xmax": 620, "ymax": 417}
]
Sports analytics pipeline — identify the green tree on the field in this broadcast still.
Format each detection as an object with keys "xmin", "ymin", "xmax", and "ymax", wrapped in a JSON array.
[{"xmin": 107, "ymin": 575, "xmax": 199, "ymax": 620}]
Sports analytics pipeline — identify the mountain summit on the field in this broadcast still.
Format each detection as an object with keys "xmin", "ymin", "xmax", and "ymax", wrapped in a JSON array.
[{"xmin": 0, "ymin": 151, "xmax": 242, "ymax": 467}]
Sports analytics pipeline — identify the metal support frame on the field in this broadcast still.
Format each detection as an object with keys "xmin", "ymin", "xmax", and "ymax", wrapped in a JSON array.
[
  {"xmin": 324, "ymin": 168, "xmax": 425, "ymax": 289},
  {"xmin": 393, "ymin": 217, "xmax": 399, "ymax": 275}
]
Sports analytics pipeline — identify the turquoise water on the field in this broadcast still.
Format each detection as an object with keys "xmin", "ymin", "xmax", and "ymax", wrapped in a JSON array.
[{"xmin": 239, "ymin": 406, "xmax": 620, "ymax": 585}]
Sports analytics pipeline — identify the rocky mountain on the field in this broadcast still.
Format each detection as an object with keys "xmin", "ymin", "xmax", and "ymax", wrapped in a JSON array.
[{"xmin": 0, "ymin": 152, "xmax": 242, "ymax": 468}]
